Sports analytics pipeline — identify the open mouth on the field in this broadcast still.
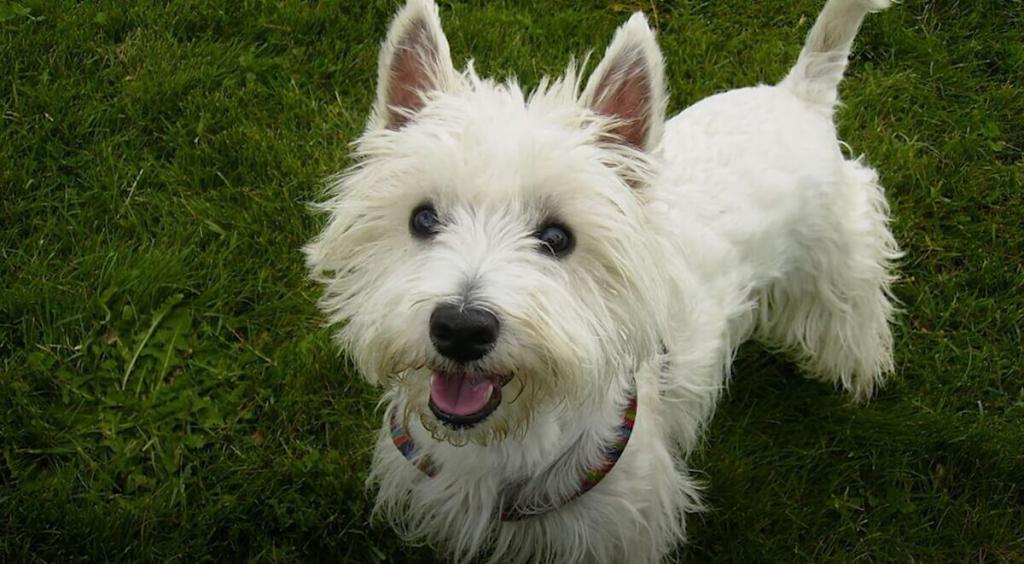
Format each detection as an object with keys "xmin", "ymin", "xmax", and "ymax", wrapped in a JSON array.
[{"xmin": 428, "ymin": 371, "xmax": 509, "ymax": 428}]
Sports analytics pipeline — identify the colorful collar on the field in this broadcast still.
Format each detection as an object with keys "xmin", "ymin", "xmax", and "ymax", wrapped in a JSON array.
[{"xmin": 389, "ymin": 383, "xmax": 638, "ymax": 522}]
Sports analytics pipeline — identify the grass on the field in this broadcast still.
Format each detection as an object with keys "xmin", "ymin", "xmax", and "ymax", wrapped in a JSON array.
[{"xmin": 1, "ymin": 0, "xmax": 1021, "ymax": 561}]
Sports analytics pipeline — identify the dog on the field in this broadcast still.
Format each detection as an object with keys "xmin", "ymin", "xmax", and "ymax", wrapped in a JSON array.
[{"xmin": 304, "ymin": 0, "xmax": 899, "ymax": 561}]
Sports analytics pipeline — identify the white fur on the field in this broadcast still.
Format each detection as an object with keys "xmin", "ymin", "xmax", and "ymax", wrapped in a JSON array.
[{"xmin": 304, "ymin": 0, "xmax": 900, "ymax": 561}]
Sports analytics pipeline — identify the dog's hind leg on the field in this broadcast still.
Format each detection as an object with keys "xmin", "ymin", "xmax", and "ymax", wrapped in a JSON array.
[
  {"xmin": 749, "ymin": 0, "xmax": 898, "ymax": 400},
  {"xmin": 756, "ymin": 160, "xmax": 900, "ymax": 400}
]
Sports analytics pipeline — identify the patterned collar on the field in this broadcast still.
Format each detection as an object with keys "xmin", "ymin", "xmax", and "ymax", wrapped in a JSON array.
[{"xmin": 388, "ymin": 382, "xmax": 638, "ymax": 522}]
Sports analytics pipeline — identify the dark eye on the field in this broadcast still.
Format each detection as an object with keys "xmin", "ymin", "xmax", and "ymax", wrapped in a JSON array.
[
  {"xmin": 535, "ymin": 223, "xmax": 574, "ymax": 258},
  {"xmin": 410, "ymin": 204, "xmax": 440, "ymax": 239}
]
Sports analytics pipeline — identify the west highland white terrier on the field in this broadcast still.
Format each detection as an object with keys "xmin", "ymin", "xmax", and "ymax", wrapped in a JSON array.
[{"xmin": 305, "ymin": 0, "xmax": 899, "ymax": 561}]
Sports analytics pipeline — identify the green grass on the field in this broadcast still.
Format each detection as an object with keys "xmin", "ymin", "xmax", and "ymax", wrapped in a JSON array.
[{"xmin": 2, "ymin": 0, "xmax": 1021, "ymax": 561}]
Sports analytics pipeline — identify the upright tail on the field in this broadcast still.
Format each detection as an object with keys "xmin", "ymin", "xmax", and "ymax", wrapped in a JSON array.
[{"xmin": 780, "ymin": 0, "xmax": 890, "ymax": 112}]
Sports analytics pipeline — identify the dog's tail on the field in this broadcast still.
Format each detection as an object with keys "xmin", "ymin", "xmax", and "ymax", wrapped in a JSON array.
[{"xmin": 779, "ymin": 0, "xmax": 890, "ymax": 112}]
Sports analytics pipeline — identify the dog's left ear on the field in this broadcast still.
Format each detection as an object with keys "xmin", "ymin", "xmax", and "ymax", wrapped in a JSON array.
[
  {"xmin": 373, "ymin": 0, "xmax": 456, "ymax": 130},
  {"xmin": 582, "ymin": 13, "xmax": 666, "ymax": 152}
]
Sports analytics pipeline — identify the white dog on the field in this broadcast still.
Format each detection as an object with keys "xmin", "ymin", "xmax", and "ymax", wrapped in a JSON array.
[{"xmin": 304, "ymin": 0, "xmax": 899, "ymax": 561}]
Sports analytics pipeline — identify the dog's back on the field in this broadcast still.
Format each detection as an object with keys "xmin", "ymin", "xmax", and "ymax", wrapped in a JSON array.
[{"xmin": 656, "ymin": 0, "xmax": 899, "ymax": 399}]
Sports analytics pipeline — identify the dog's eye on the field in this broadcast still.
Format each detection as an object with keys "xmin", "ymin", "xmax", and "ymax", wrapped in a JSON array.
[
  {"xmin": 410, "ymin": 205, "xmax": 441, "ymax": 239},
  {"xmin": 535, "ymin": 224, "xmax": 574, "ymax": 258}
]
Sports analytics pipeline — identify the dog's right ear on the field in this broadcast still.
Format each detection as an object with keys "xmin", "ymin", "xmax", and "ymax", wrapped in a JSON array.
[{"xmin": 372, "ymin": 0, "xmax": 455, "ymax": 130}]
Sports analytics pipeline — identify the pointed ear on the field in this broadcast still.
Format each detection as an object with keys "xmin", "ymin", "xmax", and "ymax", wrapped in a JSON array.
[
  {"xmin": 373, "ymin": 0, "xmax": 455, "ymax": 130},
  {"xmin": 582, "ymin": 13, "xmax": 666, "ymax": 151}
]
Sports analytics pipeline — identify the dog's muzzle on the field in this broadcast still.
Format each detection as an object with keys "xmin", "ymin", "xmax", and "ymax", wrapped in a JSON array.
[{"xmin": 427, "ymin": 303, "xmax": 506, "ymax": 428}]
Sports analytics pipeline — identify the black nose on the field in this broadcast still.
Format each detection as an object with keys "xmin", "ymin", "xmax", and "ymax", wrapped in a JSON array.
[{"xmin": 429, "ymin": 304, "xmax": 499, "ymax": 363}]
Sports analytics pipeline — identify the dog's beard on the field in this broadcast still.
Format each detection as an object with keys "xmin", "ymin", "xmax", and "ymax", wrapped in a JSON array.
[
  {"xmin": 397, "ymin": 371, "xmax": 528, "ymax": 446},
  {"xmin": 376, "ymin": 338, "xmax": 591, "ymax": 446}
]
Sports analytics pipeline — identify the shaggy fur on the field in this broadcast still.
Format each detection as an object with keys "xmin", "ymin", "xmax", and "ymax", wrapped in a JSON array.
[{"xmin": 304, "ymin": 0, "xmax": 899, "ymax": 561}]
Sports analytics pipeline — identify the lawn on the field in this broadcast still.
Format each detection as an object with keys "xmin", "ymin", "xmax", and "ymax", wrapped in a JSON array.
[{"xmin": 2, "ymin": 0, "xmax": 1021, "ymax": 561}]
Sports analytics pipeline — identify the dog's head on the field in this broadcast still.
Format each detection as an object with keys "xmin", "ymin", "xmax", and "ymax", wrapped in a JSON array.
[{"xmin": 306, "ymin": 0, "xmax": 671, "ymax": 444}]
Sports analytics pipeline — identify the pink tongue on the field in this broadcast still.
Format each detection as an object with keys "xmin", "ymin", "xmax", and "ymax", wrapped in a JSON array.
[{"xmin": 430, "ymin": 372, "xmax": 495, "ymax": 416}]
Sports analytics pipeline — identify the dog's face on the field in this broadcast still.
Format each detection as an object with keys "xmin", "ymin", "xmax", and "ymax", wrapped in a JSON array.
[{"xmin": 306, "ymin": 0, "xmax": 670, "ymax": 444}]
